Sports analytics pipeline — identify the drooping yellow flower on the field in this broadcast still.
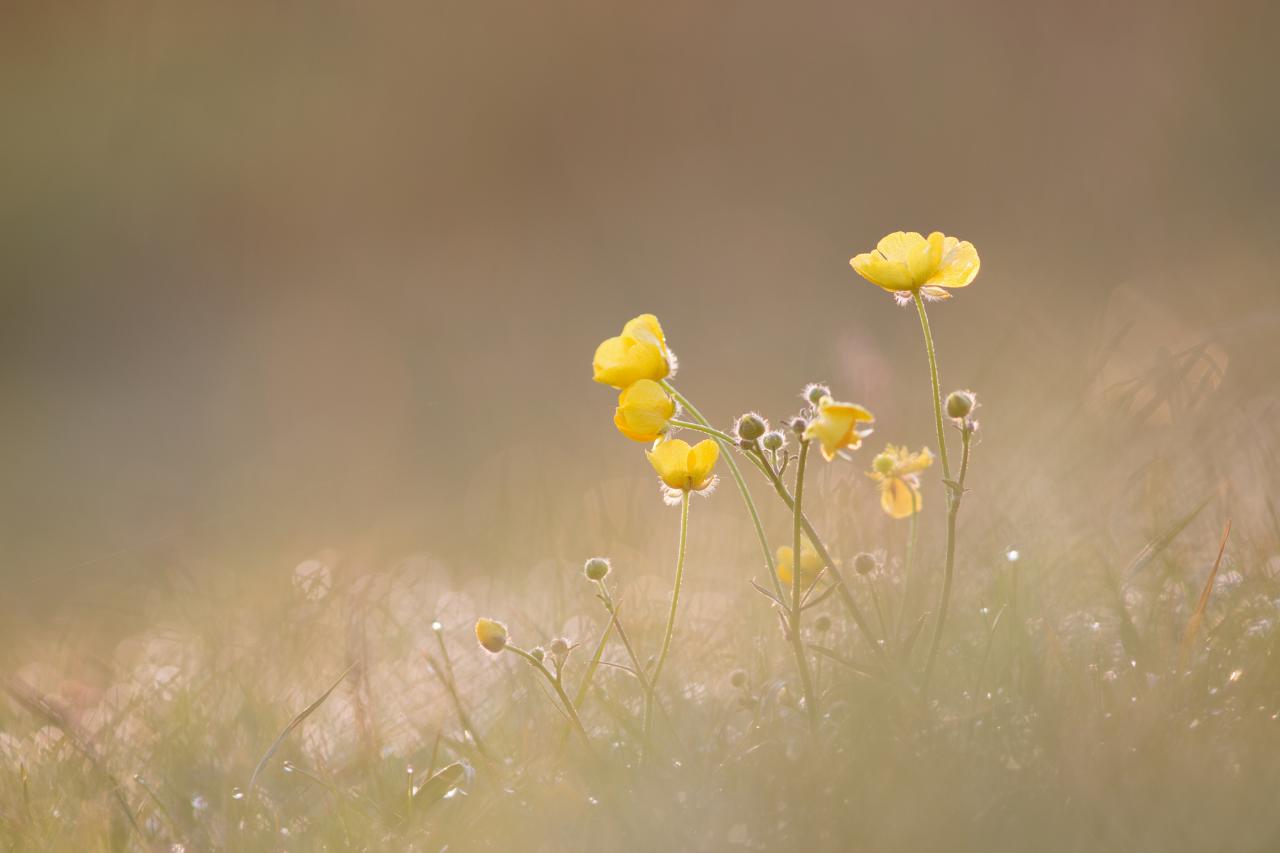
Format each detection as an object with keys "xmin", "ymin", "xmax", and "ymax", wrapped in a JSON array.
[
  {"xmin": 866, "ymin": 445, "xmax": 934, "ymax": 519},
  {"xmin": 803, "ymin": 396, "xmax": 875, "ymax": 461},
  {"xmin": 592, "ymin": 314, "xmax": 675, "ymax": 389},
  {"xmin": 613, "ymin": 379, "xmax": 675, "ymax": 442},
  {"xmin": 776, "ymin": 542, "xmax": 824, "ymax": 589},
  {"xmin": 645, "ymin": 438, "xmax": 719, "ymax": 493},
  {"xmin": 850, "ymin": 231, "xmax": 980, "ymax": 300},
  {"xmin": 475, "ymin": 618, "xmax": 509, "ymax": 653}
]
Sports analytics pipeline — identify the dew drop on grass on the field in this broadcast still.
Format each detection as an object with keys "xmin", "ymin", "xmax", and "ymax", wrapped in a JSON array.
[
  {"xmin": 231, "ymin": 788, "xmax": 245, "ymax": 801},
  {"xmin": 1228, "ymin": 669, "xmax": 1244, "ymax": 683},
  {"xmin": 1005, "ymin": 549, "xmax": 1020, "ymax": 562},
  {"xmin": 191, "ymin": 794, "xmax": 208, "ymax": 812},
  {"xmin": 432, "ymin": 621, "xmax": 443, "ymax": 632}
]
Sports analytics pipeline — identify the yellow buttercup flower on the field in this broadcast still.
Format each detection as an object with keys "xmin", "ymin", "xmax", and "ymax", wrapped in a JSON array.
[
  {"xmin": 475, "ymin": 617, "xmax": 509, "ymax": 653},
  {"xmin": 803, "ymin": 396, "xmax": 874, "ymax": 461},
  {"xmin": 645, "ymin": 438, "xmax": 719, "ymax": 494},
  {"xmin": 850, "ymin": 231, "xmax": 980, "ymax": 301},
  {"xmin": 613, "ymin": 379, "xmax": 675, "ymax": 442},
  {"xmin": 866, "ymin": 445, "xmax": 934, "ymax": 519},
  {"xmin": 592, "ymin": 313, "xmax": 675, "ymax": 389},
  {"xmin": 776, "ymin": 542, "xmax": 824, "ymax": 588}
]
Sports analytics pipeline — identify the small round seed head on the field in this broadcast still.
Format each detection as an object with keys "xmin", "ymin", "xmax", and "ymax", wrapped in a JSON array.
[
  {"xmin": 803, "ymin": 383, "xmax": 831, "ymax": 406},
  {"xmin": 583, "ymin": 557, "xmax": 611, "ymax": 581},
  {"xmin": 761, "ymin": 431, "xmax": 785, "ymax": 452},
  {"xmin": 946, "ymin": 389, "xmax": 976, "ymax": 420},
  {"xmin": 729, "ymin": 669, "xmax": 748, "ymax": 689},
  {"xmin": 734, "ymin": 412, "xmax": 768, "ymax": 442},
  {"xmin": 873, "ymin": 453, "xmax": 895, "ymax": 475},
  {"xmin": 814, "ymin": 614, "xmax": 832, "ymax": 633},
  {"xmin": 854, "ymin": 552, "xmax": 878, "ymax": 575}
]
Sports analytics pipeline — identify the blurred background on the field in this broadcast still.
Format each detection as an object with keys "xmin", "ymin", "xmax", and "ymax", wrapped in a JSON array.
[{"xmin": 3, "ymin": 1, "xmax": 1278, "ymax": 642}]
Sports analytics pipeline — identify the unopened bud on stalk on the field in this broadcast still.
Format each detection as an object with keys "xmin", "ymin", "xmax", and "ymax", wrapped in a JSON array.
[
  {"xmin": 549, "ymin": 637, "xmax": 570, "ymax": 658},
  {"xmin": 946, "ymin": 389, "xmax": 976, "ymax": 420},
  {"xmin": 814, "ymin": 614, "xmax": 832, "ymax": 633},
  {"xmin": 583, "ymin": 557, "xmax": 611, "ymax": 582},
  {"xmin": 789, "ymin": 417, "xmax": 808, "ymax": 435},
  {"xmin": 530, "ymin": 646, "xmax": 546, "ymax": 663},
  {"xmin": 475, "ymin": 618, "xmax": 509, "ymax": 654},
  {"xmin": 803, "ymin": 383, "xmax": 831, "ymax": 407},
  {"xmin": 761, "ymin": 431, "xmax": 785, "ymax": 452},
  {"xmin": 854, "ymin": 552, "xmax": 878, "ymax": 575},
  {"xmin": 729, "ymin": 669, "xmax": 748, "ymax": 689},
  {"xmin": 734, "ymin": 412, "xmax": 767, "ymax": 442}
]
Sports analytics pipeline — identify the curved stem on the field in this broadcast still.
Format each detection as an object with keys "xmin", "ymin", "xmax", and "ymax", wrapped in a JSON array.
[
  {"xmin": 644, "ymin": 489, "xmax": 690, "ymax": 747},
  {"xmin": 921, "ymin": 426, "xmax": 973, "ymax": 697},
  {"xmin": 507, "ymin": 645, "xmax": 591, "ymax": 747},
  {"xmin": 790, "ymin": 441, "xmax": 819, "ymax": 730},
  {"xmin": 913, "ymin": 292, "xmax": 952, "ymax": 481}
]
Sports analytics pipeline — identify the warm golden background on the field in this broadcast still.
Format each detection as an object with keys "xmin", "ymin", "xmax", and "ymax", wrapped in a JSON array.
[{"xmin": 3, "ymin": 2, "xmax": 1278, "ymax": 640}]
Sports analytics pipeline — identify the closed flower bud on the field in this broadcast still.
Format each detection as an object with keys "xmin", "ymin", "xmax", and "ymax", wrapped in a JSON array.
[
  {"xmin": 475, "ymin": 618, "xmax": 509, "ymax": 654},
  {"xmin": 789, "ymin": 417, "xmax": 808, "ymax": 435},
  {"xmin": 946, "ymin": 389, "xmax": 976, "ymax": 420},
  {"xmin": 729, "ymin": 669, "xmax": 748, "ymax": 689},
  {"xmin": 854, "ymin": 552, "xmax": 878, "ymax": 575},
  {"xmin": 814, "ymin": 615, "xmax": 832, "ymax": 633},
  {"xmin": 530, "ymin": 646, "xmax": 546, "ymax": 663},
  {"xmin": 803, "ymin": 383, "xmax": 831, "ymax": 407},
  {"xmin": 549, "ymin": 637, "xmax": 570, "ymax": 658},
  {"xmin": 761, "ymin": 431, "xmax": 785, "ymax": 452},
  {"xmin": 734, "ymin": 412, "xmax": 767, "ymax": 442},
  {"xmin": 584, "ymin": 557, "xmax": 611, "ymax": 581}
]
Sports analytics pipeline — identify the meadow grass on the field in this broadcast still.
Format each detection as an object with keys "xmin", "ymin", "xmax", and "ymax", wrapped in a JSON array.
[{"xmin": 4, "ymin": 235, "xmax": 1279, "ymax": 852}]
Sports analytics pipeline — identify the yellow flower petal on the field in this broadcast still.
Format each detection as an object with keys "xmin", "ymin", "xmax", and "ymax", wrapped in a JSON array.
[
  {"xmin": 592, "ymin": 335, "xmax": 668, "ymax": 388},
  {"xmin": 874, "ymin": 231, "xmax": 933, "ymax": 285},
  {"xmin": 646, "ymin": 439, "xmax": 692, "ymax": 490},
  {"xmin": 850, "ymin": 252, "xmax": 913, "ymax": 291},
  {"xmin": 803, "ymin": 396, "xmax": 874, "ymax": 461},
  {"xmin": 687, "ymin": 439, "xmax": 720, "ymax": 491},
  {"xmin": 924, "ymin": 237, "xmax": 980, "ymax": 288},
  {"xmin": 881, "ymin": 478, "xmax": 921, "ymax": 519},
  {"xmin": 614, "ymin": 379, "xmax": 674, "ymax": 442},
  {"xmin": 621, "ymin": 314, "xmax": 666, "ymax": 352}
]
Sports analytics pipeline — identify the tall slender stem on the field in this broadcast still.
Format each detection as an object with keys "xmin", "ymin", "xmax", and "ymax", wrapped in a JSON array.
[
  {"xmin": 664, "ymin": 400, "xmax": 783, "ymax": 603},
  {"xmin": 921, "ymin": 426, "xmax": 972, "ymax": 697},
  {"xmin": 790, "ymin": 440, "xmax": 819, "ymax": 730},
  {"xmin": 644, "ymin": 490, "xmax": 690, "ymax": 747},
  {"xmin": 507, "ymin": 645, "xmax": 591, "ymax": 747},
  {"xmin": 913, "ymin": 292, "xmax": 952, "ymax": 480}
]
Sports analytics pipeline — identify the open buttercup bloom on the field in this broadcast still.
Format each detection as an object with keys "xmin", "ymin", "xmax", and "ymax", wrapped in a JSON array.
[
  {"xmin": 475, "ymin": 618, "xmax": 509, "ymax": 653},
  {"xmin": 645, "ymin": 438, "xmax": 719, "ymax": 502},
  {"xmin": 776, "ymin": 542, "xmax": 824, "ymax": 589},
  {"xmin": 592, "ymin": 313, "xmax": 677, "ymax": 389},
  {"xmin": 613, "ymin": 379, "xmax": 676, "ymax": 442},
  {"xmin": 803, "ymin": 395, "xmax": 875, "ymax": 461},
  {"xmin": 866, "ymin": 445, "xmax": 934, "ymax": 519},
  {"xmin": 850, "ymin": 231, "xmax": 980, "ymax": 303}
]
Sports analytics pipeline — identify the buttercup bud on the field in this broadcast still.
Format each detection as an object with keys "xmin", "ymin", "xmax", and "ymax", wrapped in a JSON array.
[
  {"xmin": 475, "ymin": 618, "xmax": 509, "ymax": 654},
  {"xmin": 729, "ymin": 669, "xmax": 748, "ymax": 689},
  {"xmin": 789, "ymin": 417, "xmax": 808, "ymax": 435},
  {"xmin": 803, "ymin": 383, "xmax": 831, "ymax": 407},
  {"xmin": 854, "ymin": 552, "xmax": 878, "ymax": 575},
  {"xmin": 761, "ymin": 431, "xmax": 785, "ymax": 452},
  {"xmin": 814, "ymin": 614, "xmax": 832, "ymax": 633},
  {"xmin": 549, "ymin": 637, "xmax": 570, "ymax": 658},
  {"xmin": 946, "ymin": 389, "xmax": 976, "ymax": 420},
  {"xmin": 734, "ymin": 413, "xmax": 767, "ymax": 442},
  {"xmin": 530, "ymin": 646, "xmax": 546, "ymax": 663},
  {"xmin": 584, "ymin": 557, "xmax": 611, "ymax": 581}
]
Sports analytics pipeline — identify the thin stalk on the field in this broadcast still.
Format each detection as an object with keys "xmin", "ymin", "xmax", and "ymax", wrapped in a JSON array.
[
  {"xmin": 644, "ymin": 489, "xmax": 690, "ymax": 749},
  {"xmin": 790, "ymin": 440, "xmax": 819, "ymax": 730},
  {"xmin": 507, "ymin": 645, "xmax": 592, "ymax": 747},
  {"xmin": 913, "ymin": 292, "xmax": 952, "ymax": 480},
  {"xmin": 921, "ymin": 426, "xmax": 973, "ymax": 697}
]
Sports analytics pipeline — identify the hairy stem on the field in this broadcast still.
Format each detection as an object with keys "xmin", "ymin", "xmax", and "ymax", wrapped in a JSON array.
[
  {"xmin": 644, "ymin": 489, "xmax": 690, "ymax": 749},
  {"xmin": 790, "ymin": 440, "xmax": 819, "ymax": 730}
]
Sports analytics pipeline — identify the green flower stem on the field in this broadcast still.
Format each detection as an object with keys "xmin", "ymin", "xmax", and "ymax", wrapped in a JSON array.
[
  {"xmin": 749, "ymin": 447, "xmax": 887, "ymax": 664},
  {"xmin": 913, "ymin": 292, "xmax": 952, "ymax": 481},
  {"xmin": 664, "ymin": 402, "xmax": 784, "ymax": 606},
  {"xmin": 921, "ymin": 426, "xmax": 972, "ymax": 696},
  {"xmin": 644, "ymin": 489, "xmax": 690, "ymax": 750},
  {"xmin": 507, "ymin": 645, "xmax": 591, "ymax": 747},
  {"xmin": 790, "ymin": 440, "xmax": 819, "ymax": 730}
]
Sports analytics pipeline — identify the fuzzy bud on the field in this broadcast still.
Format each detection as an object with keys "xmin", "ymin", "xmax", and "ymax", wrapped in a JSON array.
[
  {"xmin": 530, "ymin": 646, "xmax": 546, "ymax": 663},
  {"xmin": 803, "ymin": 383, "xmax": 831, "ymax": 406},
  {"xmin": 584, "ymin": 557, "xmax": 611, "ymax": 582},
  {"xmin": 814, "ymin": 614, "xmax": 832, "ymax": 633},
  {"xmin": 789, "ymin": 417, "xmax": 808, "ymax": 435},
  {"xmin": 475, "ymin": 618, "xmax": 509, "ymax": 654},
  {"xmin": 854, "ymin": 552, "xmax": 878, "ymax": 575},
  {"xmin": 946, "ymin": 389, "xmax": 976, "ymax": 420},
  {"xmin": 761, "ymin": 431, "xmax": 785, "ymax": 452},
  {"xmin": 734, "ymin": 413, "xmax": 767, "ymax": 442},
  {"xmin": 549, "ymin": 637, "xmax": 571, "ymax": 659}
]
